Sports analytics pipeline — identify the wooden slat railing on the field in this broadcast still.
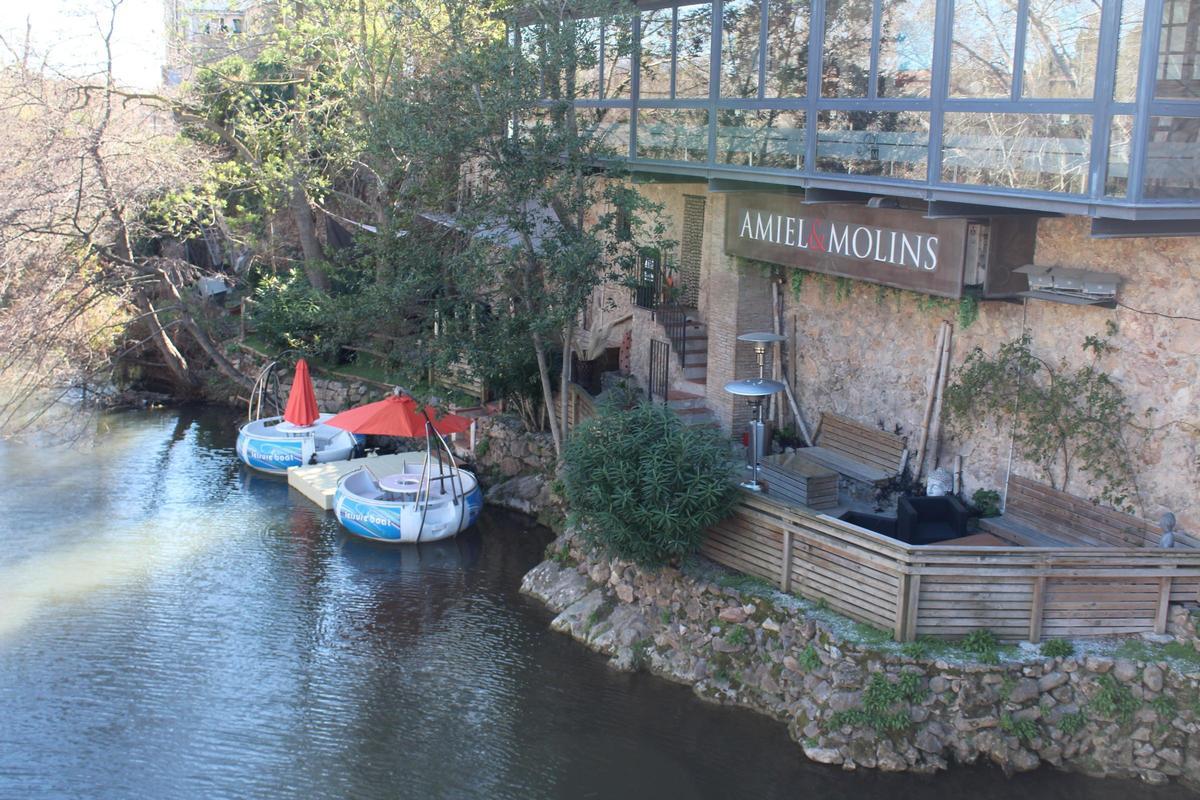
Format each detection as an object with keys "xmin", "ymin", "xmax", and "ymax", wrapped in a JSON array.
[{"xmin": 701, "ymin": 491, "xmax": 1200, "ymax": 642}]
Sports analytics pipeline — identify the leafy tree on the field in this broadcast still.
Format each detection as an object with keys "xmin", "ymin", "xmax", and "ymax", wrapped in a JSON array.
[{"xmin": 371, "ymin": 1, "xmax": 668, "ymax": 454}]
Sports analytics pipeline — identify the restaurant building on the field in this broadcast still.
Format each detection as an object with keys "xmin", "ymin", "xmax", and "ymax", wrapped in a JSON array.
[{"xmin": 522, "ymin": 0, "xmax": 1200, "ymax": 526}]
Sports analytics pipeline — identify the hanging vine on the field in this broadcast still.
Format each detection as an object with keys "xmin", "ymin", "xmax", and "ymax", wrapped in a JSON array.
[{"xmin": 943, "ymin": 325, "xmax": 1143, "ymax": 513}]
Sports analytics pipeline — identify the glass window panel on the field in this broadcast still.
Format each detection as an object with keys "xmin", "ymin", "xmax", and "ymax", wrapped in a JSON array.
[
  {"xmin": 1114, "ymin": 0, "xmax": 1143, "ymax": 101},
  {"xmin": 1105, "ymin": 115, "xmax": 1134, "ymax": 197},
  {"xmin": 816, "ymin": 111, "xmax": 929, "ymax": 179},
  {"xmin": 676, "ymin": 4, "xmax": 713, "ymax": 97},
  {"xmin": 1021, "ymin": 0, "xmax": 1101, "ymax": 98},
  {"xmin": 765, "ymin": 0, "xmax": 809, "ymax": 97},
  {"xmin": 721, "ymin": 0, "xmax": 762, "ymax": 98},
  {"xmin": 636, "ymin": 108, "xmax": 710, "ymax": 161},
  {"xmin": 603, "ymin": 16, "xmax": 634, "ymax": 99},
  {"xmin": 949, "ymin": 0, "xmax": 1017, "ymax": 97},
  {"xmin": 821, "ymin": 0, "xmax": 873, "ymax": 97},
  {"xmin": 1144, "ymin": 116, "xmax": 1200, "ymax": 197},
  {"xmin": 639, "ymin": 9, "xmax": 673, "ymax": 99},
  {"xmin": 877, "ymin": 0, "xmax": 936, "ymax": 97},
  {"xmin": 581, "ymin": 107, "xmax": 631, "ymax": 156},
  {"xmin": 717, "ymin": 109, "xmax": 805, "ymax": 167},
  {"xmin": 1155, "ymin": 0, "xmax": 1200, "ymax": 99},
  {"xmin": 941, "ymin": 113, "xmax": 1092, "ymax": 193},
  {"xmin": 572, "ymin": 17, "xmax": 602, "ymax": 99}
]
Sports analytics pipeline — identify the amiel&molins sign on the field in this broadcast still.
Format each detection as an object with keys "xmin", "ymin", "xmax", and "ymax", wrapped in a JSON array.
[{"xmin": 724, "ymin": 193, "xmax": 971, "ymax": 298}]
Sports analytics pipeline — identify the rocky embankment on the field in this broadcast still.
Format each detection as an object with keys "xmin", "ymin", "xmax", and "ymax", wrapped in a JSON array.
[{"xmin": 522, "ymin": 530, "xmax": 1200, "ymax": 790}]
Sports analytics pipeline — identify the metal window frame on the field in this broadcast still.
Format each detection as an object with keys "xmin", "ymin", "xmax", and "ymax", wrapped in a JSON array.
[{"xmin": 558, "ymin": 0, "xmax": 1200, "ymax": 218}]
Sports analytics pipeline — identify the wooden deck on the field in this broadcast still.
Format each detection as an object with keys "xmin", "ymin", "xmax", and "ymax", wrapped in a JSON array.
[
  {"xmin": 702, "ymin": 491, "xmax": 1200, "ymax": 642},
  {"xmin": 288, "ymin": 453, "xmax": 429, "ymax": 510}
]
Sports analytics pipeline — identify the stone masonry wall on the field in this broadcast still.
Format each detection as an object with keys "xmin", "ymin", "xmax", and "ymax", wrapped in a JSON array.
[{"xmin": 524, "ymin": 535, "xmax": 1200, "ymax": 790}]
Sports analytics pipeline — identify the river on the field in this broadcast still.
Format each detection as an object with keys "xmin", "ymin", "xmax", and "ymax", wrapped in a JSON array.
[{"xmin": 0, "ymin": 407, "xmax": 1191, "ymax": 799}]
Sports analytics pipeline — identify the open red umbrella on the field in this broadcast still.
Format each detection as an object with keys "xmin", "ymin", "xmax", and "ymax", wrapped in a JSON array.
[
  {"xmin": 282, "ymin": 358, "xmax": 320, "ymax": 426},
  {"xmin": 324, "ymin": 390, "xmax": 472, "ymax": 437}
]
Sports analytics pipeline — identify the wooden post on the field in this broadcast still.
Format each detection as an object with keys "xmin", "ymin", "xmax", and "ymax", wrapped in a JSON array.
[
  {"xmin": 1029, "ymin": 576, "xmax": 1046, "ymax": 643},
  {"xmin": 1156, "ymin": 576, "xmax": 1173, "ymax": 634},
  {"xmin": 895, "ymin": 573, "xmax": 921, "ymax": 641},
  {"xmin": 780, "ymin": 528, "xmax": 794, "ymax": 593},
  {"xmin": 926, "ymin": 323, "xmax": 954, "ymax": 474},
  {"xmin": 912, "ymin": 322, "xmax": 947, "ymax": 478}
]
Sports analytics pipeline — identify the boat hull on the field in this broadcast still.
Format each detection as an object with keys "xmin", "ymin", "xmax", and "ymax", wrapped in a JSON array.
[
  {"xmin": 236, "ymin": 416, "xmax": 358, "ymax": 474},
  {"xmin": 334, "ymin": 476, "xmax": 483, "ymax": 543}
]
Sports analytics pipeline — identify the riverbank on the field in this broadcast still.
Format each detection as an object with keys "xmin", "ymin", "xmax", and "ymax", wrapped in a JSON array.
[{"xmin": 522, "ymin": 527, "xmax": 1200, "ymax": 790}]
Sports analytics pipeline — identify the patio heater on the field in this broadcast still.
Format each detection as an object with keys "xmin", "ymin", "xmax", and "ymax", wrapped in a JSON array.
[{"xmin": 724, "ymin": 332, "xmax": 786, "ymax": 492}]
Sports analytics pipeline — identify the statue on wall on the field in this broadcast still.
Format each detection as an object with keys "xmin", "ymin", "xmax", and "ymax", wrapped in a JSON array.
[{"xmin": 1160, "ymin": 512, "xmax": 1179, "ymax": 548}]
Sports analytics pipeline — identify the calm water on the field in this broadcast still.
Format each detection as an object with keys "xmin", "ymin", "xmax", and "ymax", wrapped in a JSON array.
[{"xmin": 0, "ymin": 407, "xmax": 1191, "ymax": 800}]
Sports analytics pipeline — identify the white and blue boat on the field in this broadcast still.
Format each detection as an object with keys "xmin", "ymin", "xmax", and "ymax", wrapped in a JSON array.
[
  {"xmin": 335, "ymin": 459, "xmax": 483, "ymax": 543},
  {"xmin": 236, "ymin": 357, "xmax": 360, "ymax": 474},
  {"xmin": 236, "ymin": 414, "xmax": 359, "ymax": 474}
]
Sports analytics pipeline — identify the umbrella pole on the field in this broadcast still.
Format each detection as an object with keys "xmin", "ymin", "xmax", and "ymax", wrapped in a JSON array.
[
  {"xmin": 423, "ymin": 410, "xmax": 469, "ymax": 536},
  {"xmin": 417, "ymin": 421, "xmax": 433, "ymax": 543}
]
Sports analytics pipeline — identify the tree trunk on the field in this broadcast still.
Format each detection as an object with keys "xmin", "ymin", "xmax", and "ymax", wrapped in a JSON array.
[
  {"xmin": 132, "ymin": 289, "xmax": 196, "ymax": 392},
  {"xmin": 288, "ymin": 178, "xmax": 330, "ymax": 292},
  {"xmin": 531, "ymin": 329, "xmax": 562, "ymax": 457},
  {"xmin": 560, "ymin": 324, "xmax": 572, "ymax": 442}
]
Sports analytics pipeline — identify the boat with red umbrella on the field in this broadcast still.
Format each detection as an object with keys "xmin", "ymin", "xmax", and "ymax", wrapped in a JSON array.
[
  {"xmin": 235, "ymin": 358, "xmax": 358, "ymax": 474},
  {"xmin": 328, "ymin": 389, "xmax": 483, "ymax": 543}
]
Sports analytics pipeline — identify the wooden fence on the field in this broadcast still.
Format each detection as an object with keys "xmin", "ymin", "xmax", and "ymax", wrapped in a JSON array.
[{"xmin": 702, "ymin": 492, "xmax": 1200, "ymax": 641}]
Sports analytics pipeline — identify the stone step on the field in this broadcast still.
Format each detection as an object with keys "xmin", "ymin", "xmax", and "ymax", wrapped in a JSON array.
[
  {"xmin": 673, "ymin": 406, "xmax": 716, "ymax": 427},
  {"xmin": 683, "ymin": 365, "xmax": 708, "ymax": 380},
  {"xmin": 682, "ymin": 354, "xmax": 708, "ymax": 369},
  {"xmin": 666, "ymin": 390, "xmax": 707, "ymax": 410},
  {"xmin": 676, "ymin": 379, "xmax": 708, "ymax": 395}
]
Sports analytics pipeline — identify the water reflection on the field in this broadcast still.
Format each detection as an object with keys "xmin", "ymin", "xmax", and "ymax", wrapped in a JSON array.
[{"xmin": 0, "ymin": 407, "xmax": 1193, "ymax": 800}]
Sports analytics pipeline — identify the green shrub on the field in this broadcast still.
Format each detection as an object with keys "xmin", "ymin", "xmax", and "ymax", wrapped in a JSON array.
[
  {"xmin": 971, "ymin": 489, "xmax": 1002, "ymax": 518},
  {"xmin": 1089, "ymin": 674, "xmax": 1139, "ymax": 725},
  {"xmin": 563, "ymin": 402, "xmax": 737, "ymax": 566},
  {"xmin": 1058, "ymin": 710, "xmax": 1088, "ymax": 735},
  {"xmin": 960, "ymin": 629, "xmax": 1001, "ymax": 664},
  {"xmin": 1040, "ymin": 638, "xmax": 1075, "ymax": 658},
  {"xmin": 798, "ymin": 644, "xmax": 822, "ymax": 671},
  {"xmin": 1000, "ymin": 713, "xmax": 1039, "ymax": 742}
]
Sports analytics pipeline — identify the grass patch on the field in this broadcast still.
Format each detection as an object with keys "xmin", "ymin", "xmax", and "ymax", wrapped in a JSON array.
[
  {"xmin": 1000, "ymin": 713, "xmax": 1039, "ymax": 742},
  {"xmin": 1150, "ymin": 693, "xmax": 1177, "ymax": 717},
  {"xmin": 798, "ymin": 644, "xmax": 822, "ymax": 671},
  {"xmin": 725, "ymin": 625, "xmax": 750, "ymax": 646},
  {"xmin": 546, "ymin": 542, "xmax": 576, "ymax": 567},
  {"xmin": 1115, "ymin": 638, "xmax": 1200, "ymax": 669},
  {"xmin": 1040, "ymin": 638, "xmax": 1075, "ymax": 659},
  {"xmin": 631, "ymin": 637, "xmax": 653, "ymax": 671},
  {"xmin": 1089, "ymin": 674, "xmax": 1139, "ymax": 726},
  {"xmin": 659, "ymin": 608, "xmax": 672, "ymax": 625},
  {"xmin": 826, "ymin": 673, "xmax": 928, "ymax": 733},
  {"xmin": 1058, "ymin": 710, "xmax": 1088, "ymax": 735},
  {"xmin": 960, "ymin": 629, "xmax": 1002, "ymax": 664},
  {"xmin": 585, "ymin": 597, "xmax": 617, "ymax": 632}
]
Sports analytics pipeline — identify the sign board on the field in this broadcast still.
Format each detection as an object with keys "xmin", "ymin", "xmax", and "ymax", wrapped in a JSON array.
[{"xmin": 724, "ymin": 194, "xmax": 971, "ymax": 298}]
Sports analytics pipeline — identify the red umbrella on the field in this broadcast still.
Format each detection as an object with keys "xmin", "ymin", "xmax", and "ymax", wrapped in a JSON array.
[
  {"xmin": 325, "ymin": 391, "xmax": 472, "ymax": 437},
  {"xmin": 283, "ymin": 358, "xmax": 320, "ymax": 426}
]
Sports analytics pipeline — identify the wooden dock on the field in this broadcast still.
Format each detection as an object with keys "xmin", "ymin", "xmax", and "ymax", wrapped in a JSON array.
[{"xmin": 288, "ymin": 453, "xmax": 426, "ymax": 511}]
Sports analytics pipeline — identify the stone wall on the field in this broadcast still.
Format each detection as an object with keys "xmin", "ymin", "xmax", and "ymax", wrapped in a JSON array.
[{"xmin": 524, "ymin": 536, "xmax": 1200, "ymax": 790}]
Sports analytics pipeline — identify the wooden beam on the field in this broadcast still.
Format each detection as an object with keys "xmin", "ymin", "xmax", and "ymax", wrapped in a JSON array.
[
  {"xmin": 1029, "ymin": 576, "xmax": 1046, "ymax": 643},
  {"xmin": 1156, "ymin": 576, "xmax": 1173, "ymax": 634},
  {"xmin": 780, "ymin": 528, "xmax": 794, "ymax": 593}
]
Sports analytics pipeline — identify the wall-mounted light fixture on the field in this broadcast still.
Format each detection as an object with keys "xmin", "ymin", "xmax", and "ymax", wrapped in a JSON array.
[{"xmin": 1015, "ymin": 265, "xmax": 1122, "ymax": 307}]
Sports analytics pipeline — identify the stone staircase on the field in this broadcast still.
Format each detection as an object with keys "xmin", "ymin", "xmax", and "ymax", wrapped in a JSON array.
[{"xmin": 664, "ymin": 315, "xmax": 717, "ymax": 428}]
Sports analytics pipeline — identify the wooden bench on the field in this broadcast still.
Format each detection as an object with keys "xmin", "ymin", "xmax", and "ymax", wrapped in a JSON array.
[
  {"xmin": 790, "ymin": 412, "xmax": 907, "ymax": 485},
  {"xmin": 980, "ymin": 475, "xmax": 1196, "ymax": 549},
  {"xmin": 759, "ymin": 452, "xmax": 839, "ymax": 510}
]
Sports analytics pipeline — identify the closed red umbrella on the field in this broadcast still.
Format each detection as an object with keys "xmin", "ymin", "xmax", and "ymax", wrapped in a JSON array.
[
  {"xmin": 283, "ymin": 359, "xmax": 320, "ymax": 426},
  {"xmin": 325, "ymin": 391, "xmax": 472, "ymax": 437}
]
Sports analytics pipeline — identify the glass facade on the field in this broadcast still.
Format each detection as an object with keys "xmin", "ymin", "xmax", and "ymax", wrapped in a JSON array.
[{"xmin": 519, "ymin": 0, "xmax": 1200, "ymax": 215}]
